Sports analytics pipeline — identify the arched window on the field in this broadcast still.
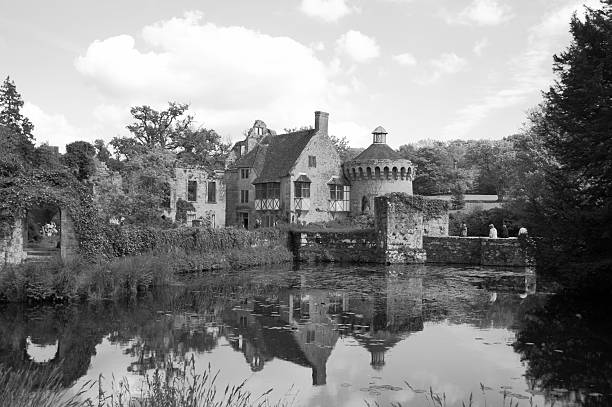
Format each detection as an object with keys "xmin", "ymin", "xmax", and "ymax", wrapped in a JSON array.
[
  {"xmin": 400, "ymin": 167, "xmax": 406, "ymax": 180},
  {"xmin": 383, "ymin": 167, "xmax": 390, "ymax": 180},
  {"xmin": 392, "ymin": 167, "xmax": 398, "ymax": 180},
  {"xmin": 407, "ymin": 167, "xmax": 412, "ymax": 179},
  {"xmin": 361, "ymin": 196, "xmax": 370, "ymax": 212},
  {"xmin": 366, "ymin": 167, "xmax": 372, "ymax": 179},
  {"xmin": 352, "ymin": 168, "xmax": 357, "ymax": 180},
  {"xmin": 375, "ymin": 167, "xmax": 381, "ymax": 179},
  {"xmin": 358, "ymin": 167, "xmax": 364, "ymax": 179}
]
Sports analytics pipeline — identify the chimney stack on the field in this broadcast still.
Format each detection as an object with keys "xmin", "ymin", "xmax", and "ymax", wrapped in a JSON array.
[{"xmin": 314, "ymin": 111, "xmax": 329, "ymax": 135}]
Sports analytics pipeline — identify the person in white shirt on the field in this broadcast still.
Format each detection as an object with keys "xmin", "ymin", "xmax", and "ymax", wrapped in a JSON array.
[
  {"xmin": 518, "ymin": 227, "xmax": 528, "ymax": 237},
  {"xmin": 488, "ymin": 224, "xmax": 498, "ymax": 239}
]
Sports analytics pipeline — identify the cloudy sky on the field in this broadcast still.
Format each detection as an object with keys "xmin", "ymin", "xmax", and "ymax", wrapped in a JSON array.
[{"xmin": 0, "ymin": 0, "xmax": 599, "ymax": 149}]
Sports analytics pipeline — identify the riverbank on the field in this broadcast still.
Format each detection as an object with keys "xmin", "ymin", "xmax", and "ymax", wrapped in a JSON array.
[{"xmin": 0, "ymin": 244, "xmax": 292, "ymax": 303}]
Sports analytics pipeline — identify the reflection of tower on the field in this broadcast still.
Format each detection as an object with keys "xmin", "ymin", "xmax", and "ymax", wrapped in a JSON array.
[{"xmin": 370, "ymin": 347, "xmax": 386, "ymax": 370}]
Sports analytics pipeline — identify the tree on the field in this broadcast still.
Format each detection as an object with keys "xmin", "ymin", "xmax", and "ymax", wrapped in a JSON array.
[
  {"xmin": 0, "ymin": 76, "xmax": 34, "ymax": 140},
  {"xmin": 174, "ymin": 128, "xmax": 230, "ymax": 168},
  {"xmin": 329, "ymin": 134, "xmax": 351, "ymax": 162},
  {"xmin": 64, "ymin": 141, "xmax": 96, "ymax": 181},
  {"xmin": 94, "ymin": 139, "xmax": 111, "ymax": 163},
  {"xmin": 465, "ymin": 139, "xmax": 516, "ymax": 200},
  {"xmin": 543, "ymin": 1, "xmax": 612, "ymax": 202},
  {"xmin": 125, "ymin": 102, "xmax": 192, "ymax": 148},
  {"xmin": 0, "ymin": 77, "xmax": 35, "ymax": 165}
]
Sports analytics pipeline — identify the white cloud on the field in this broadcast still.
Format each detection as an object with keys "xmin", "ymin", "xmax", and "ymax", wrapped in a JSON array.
[
  {"xmin": 335, "ymin": 30, "xmax": 380, "ymax": 63},
  {"xmin": 22, "ymin": 102, "xmax": 82, "ymax": 151},
  {"xmin": 299, "ymin": 0, "xmax": 356, "ymax": 22},
  {"xmin": 392, "ymin": 52, "xmax": 417, "ymax": 66},
  {"xmin": 415, "ymin": 53, "xmax": 467, "ymax": 85},
  {"xmin": 448, "ymin": 0, "xmax": 513, "ymax": 26},
  {"xmin": 329, "ymin": 120, "xmax": 372, "ymax": 147},
  {"xmin": 441, "ymin": 0, "xmax": 601, "ymax": 139},
  {"xmin": 473, "ymin": 38, "xmax": 489, "ymax": 56},
  {"xmin": 75, "ymin": 11, "xmax": 349, "ymax": 138}
]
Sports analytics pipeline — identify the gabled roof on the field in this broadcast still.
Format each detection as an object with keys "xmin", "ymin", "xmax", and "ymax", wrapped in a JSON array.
[
  {"xmin": 254, "ymin": 130, "xmax": 318, "ymax": 183},
  {"xmin": 352, "ymin": 143, "xmax": 402, "ymax": 161}
]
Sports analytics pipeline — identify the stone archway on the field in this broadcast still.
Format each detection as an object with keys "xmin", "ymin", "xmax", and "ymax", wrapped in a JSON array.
[{"xmin": 24, "ymin": 204, "xmax": 62, "ymax": 262}]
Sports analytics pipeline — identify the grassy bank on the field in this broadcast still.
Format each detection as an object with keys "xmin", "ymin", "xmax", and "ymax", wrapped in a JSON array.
[{"xmin": 0, "ymin": 244, "xmax": 292, "ymax": 303}]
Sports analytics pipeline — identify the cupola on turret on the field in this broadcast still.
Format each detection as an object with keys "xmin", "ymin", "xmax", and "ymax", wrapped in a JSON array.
[{"xmin": 343, "ymin": 127, "xmax": 416, "ymax": 215}]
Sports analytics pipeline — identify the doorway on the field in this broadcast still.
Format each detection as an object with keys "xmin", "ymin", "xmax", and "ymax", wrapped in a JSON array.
[
  {"xmin": 24, "ymin": 204, "xmax": 61, "ymax": 261},
  {"xmin": 239, "ymin": 212, "xmax": 249, "ymax": 229}
]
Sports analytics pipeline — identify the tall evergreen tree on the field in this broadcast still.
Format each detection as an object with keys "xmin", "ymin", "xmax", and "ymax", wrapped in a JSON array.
[
  {"xmin": 0, "ymin": 76, "xmax": 34, "ymax": 140},
  {"xmin": 544, "ymin": 1, "xmax": 612, "ymax": 201}
]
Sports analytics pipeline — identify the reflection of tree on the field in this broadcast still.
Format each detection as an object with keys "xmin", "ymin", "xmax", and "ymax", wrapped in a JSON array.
[{"xmin": 514, "ymin": 290, "xmax": 612, "ymax": 406}]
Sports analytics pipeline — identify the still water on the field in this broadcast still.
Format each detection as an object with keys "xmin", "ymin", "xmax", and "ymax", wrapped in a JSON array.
[{"xmin": 1, "ymin": 264, "xmax": 610, "ymax": 406}]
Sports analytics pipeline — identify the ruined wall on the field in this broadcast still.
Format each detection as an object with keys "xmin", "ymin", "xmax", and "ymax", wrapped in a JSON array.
[
  {"xmin": 60, "ymin": 209, "xmax": 79, "ymax": 261},
  {"xmin": 172, "ymin": 168, "xmax": 226, "ymax": 227},
  {"xmin": 290, "ymin": 230, "xmax": 379, "ymax": 263},
  {"xmin": 0, "ymin": 218, "xmax": 26, "ymax": 268},
  {"xmin": 423, "ymin": 236, "xmax": 534, "ymax": 267},
  {"xmin": 374, "ymin": 194, "xmax": 448, "ymax": 264}
]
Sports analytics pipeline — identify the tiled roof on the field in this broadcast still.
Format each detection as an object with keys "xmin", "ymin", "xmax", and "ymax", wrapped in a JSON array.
[
  {"xmin": 254, "ymin": 130, "xmax": 317, "ymax": 183},
  {"xmin": 352, "ymin": 143, "xmax": 402, "ymax": 161}
]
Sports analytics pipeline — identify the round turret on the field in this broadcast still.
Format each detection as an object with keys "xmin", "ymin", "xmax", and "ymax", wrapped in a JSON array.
[{"xmin": 344, "ymin": 127, "xmax": 415, "ymax": 215}]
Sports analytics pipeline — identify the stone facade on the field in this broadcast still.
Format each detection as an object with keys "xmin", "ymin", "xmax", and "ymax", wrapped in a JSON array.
[
  {"xmin": 169, "ymin": 168, "xmax": 226, "ymax": 227},
  {"xmin": 290, "ymin": 230, "xmax": 379, "ymax": 263}
]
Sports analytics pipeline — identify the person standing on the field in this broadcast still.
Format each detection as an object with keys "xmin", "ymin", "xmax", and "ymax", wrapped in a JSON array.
[
  {"xmin": 488, "ymin": 224, "xmax": 498, "ymax": 239},
  {"xmin": 460, "ymin": 223, "xmax": 468, "ymax": 237},
  {"xmin": 501, "ymin": 222, "xmax": 509, "ymax": 238},
  {"xmin": 518, "ymin": 227, "xmax": 528, "ymax": 237}
]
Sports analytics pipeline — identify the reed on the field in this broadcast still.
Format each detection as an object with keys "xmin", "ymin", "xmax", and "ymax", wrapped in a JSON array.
[{"xmin": 0, "ymin": 366, "xmax": 92, "ymax": 407}]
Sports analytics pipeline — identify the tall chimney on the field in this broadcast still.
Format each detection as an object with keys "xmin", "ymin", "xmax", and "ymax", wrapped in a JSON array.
[{"xmin": 314, "ymin": 111, "xmax": 329, "ymax": 135}]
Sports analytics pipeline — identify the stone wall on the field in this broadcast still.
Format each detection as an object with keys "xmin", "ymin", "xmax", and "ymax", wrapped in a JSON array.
[
  {"xmin": 423, "ymin": 236, "xmax": 534, "ymax": 267},
  {"xmin": 0, "ymin": 218, "xmax": 26, "ymax": 268},
  {"xmin": 290, "ymin": 229, "xmax": 380, "ymax": 263},
  {"xmin": 60, "ymin": 209, "xmax": 79, "ymax": 261},
  {"xmin": 374, "ymin": 194, "xmax": 448, "ymax": 264}
]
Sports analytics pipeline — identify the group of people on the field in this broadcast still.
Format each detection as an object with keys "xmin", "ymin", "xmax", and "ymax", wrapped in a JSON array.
[{"xmin": 459, "ymin": 222, "xmax": 528, "ymax": 238}]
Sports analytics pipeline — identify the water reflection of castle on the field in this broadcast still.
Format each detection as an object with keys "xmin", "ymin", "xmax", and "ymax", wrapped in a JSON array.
[{"xmin": 223, "ymin": 276, "xmax": 424, "ymax": 385}]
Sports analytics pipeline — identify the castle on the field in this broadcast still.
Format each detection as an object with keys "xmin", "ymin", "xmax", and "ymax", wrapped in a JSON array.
[{"xmin": 166, "ymin": 111, "xmax": 416, "ymax": 228}]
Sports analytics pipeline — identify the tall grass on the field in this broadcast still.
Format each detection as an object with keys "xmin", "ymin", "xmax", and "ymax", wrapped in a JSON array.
[
  {"xmin": 0, "ymin": 366, "xmax": 91, "ymax": 407},
  {"xmin": 0, "ymin": 361, "xmax": 287, "ymax": 407}
]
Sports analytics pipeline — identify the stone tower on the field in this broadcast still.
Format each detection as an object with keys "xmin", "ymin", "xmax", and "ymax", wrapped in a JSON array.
[{"xmin": 343, "ymin": 127, "xmax": 415, "ymax": 216}]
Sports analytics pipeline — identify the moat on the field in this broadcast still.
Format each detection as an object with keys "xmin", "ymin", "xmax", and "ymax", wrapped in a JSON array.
[{"xmin": 1, "ymin": 264, "xmax": 610, "ymax": 407}]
